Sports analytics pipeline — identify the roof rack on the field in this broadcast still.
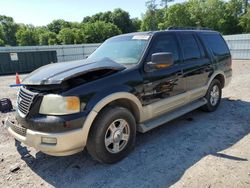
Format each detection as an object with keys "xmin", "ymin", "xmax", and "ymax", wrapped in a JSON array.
[{"xmin": 167, "ymin": 26, "xmax": 213, "ymax": 31}]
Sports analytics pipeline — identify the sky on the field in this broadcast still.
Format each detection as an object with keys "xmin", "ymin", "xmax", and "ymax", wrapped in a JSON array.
[{"xmin": 0, "ymin": 0, "xmax": 185, "ymax": 26}]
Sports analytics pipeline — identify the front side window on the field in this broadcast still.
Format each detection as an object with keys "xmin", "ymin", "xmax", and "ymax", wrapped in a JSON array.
[
  {"xmin": 146, "ymin": 34, "xmax": 180, "ymax": 63},
  {"xmin": 88, "ymin": 35, "xmax": 150, "ymax": 66},
  {"xmin": 180, "ymin": 33, "xmax": 201, "ymax": 60}
]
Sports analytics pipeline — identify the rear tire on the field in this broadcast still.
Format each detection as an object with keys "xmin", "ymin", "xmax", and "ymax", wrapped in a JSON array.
[
  {"xmin": 87, "ymin": 106, "xmax": 136, "ymax": 164},
  {"xmin": 201, "ymin": 79, "xmax": 222, "ymax": 112}
]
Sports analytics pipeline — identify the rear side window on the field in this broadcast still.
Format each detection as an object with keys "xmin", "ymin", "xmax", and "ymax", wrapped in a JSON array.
[
  {"xmin": 146, "ymin": 34, "xmax": 180, "ymax": 63},
  {"xmin": 180, "ymin": 34, "xmax": 201, "ymax": 60},
  {"xmin": 200, "ymin": 33, "xmax": 230, "ymax": 57}
]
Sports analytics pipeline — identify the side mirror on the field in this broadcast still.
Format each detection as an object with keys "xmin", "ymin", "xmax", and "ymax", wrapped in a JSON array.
[{"xmin": 145, "ymin": 52, "xmax": 174, "ymax": 72}]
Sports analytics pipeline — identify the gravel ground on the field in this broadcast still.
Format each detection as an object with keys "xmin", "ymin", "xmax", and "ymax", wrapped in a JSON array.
[{"xmin": 0, "ymin": 60, "xmax": 249, "ymax": 188}]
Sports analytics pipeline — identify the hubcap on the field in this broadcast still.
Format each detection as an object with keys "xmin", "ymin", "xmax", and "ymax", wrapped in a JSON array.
[
  {"xmin": 104, "ymin": 119, "xmax": 130, "ymax": 154},
  {"xmin": 210, "ymin": 85, "xmax": 220, "ymax": 106}
]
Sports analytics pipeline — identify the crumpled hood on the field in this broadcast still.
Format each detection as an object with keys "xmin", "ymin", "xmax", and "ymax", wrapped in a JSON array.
[{"xmin": 22, "ymin": 58, "xmax": 126, "ymax": 85}]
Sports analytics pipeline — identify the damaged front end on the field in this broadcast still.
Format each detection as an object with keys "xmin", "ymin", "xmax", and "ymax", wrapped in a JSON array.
[
  {"xmin": 14, "ymin": 58, "xmax": 125, "ymax": 133},
  {"xmin": 22, "ymin": 58, "xmax": 125, "ymax": 87},
  {"xmin": 4, "ymin": 57, "xmax": 127, "ymax": 156}
]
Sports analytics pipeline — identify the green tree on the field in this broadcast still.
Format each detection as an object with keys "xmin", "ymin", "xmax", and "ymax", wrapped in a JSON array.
[
  {"xmin": 82, "ymin": 21, "xmax": 121, "ymax": 43},
  {"xmin": 187, "ymin": 0, "xmax": 243, "ymax": 34},
  {"xmin": 82, "ymin": 9, "xmax": 136, "ymax": 33},
  {"xmin": 146, "ymin": 0, "xmax": 174, "ymax": 9},
  {"xmin": 145, "ymin": 0, "xmax": 158, "ymax": 10},
  {"xmin": 141, "ymin": 8, "xmax": 164, "ymax": 31},
  {"xmin": 0, "ymin": 25, "xmax": 4, "ymax": 46},
  {"xmin": 72, "ymin": 28, "xmax": 86, "ymax": 44},
  {"xmin": 240, "ymin": 7, "xmax": 250, "ymax": 33},
  {"xmin": 111, "ymin": 8, "xmax": 134, "ymax": 33},
  {"xmin": 57, "ymin": 28, "xmax": 76, "ymax": 44},
  {"xmin": 161, "ymin": 0, "xmax": 174, "ymax": 8},
  {"xmin": 57, "ymin": 28, "xmax": 86, "ymax": 44},
  {"xmin": 187, "ymin": 0, "xmax": 206, "ymax": 26},
  {"xmin": 83, "ymin": 11, "xmax": 113, "ymax": 24},
  {"xmin": 222, "ymin": 0, "xmax": 243, "ymax": 34},
  {"xmin": 16, "ymin": 25, "xmax": 39, "ymax": 46},
  {"xmin": 47, "ymin": 19, "xmax": 71, "ymax": 34},
  {"xmin": 39, "ymin": 31, "xmax": 58, "ymax": 45},
  {"xmin": 203, "ymin": 0, "xmax": 227, "ymax": 31},
  {"xmin": 0, "ymin": 15, "xmax": 18, "ymax": 46},
  {"xmin": 162, "ymin": 3, "xmax": 194, "ymax": 29},
  {"xmin": 141, "ymin": 0, "xmax": 166, "ymax": 31},
  {"xmin": 131, "ymin": 18, "xmax": 142, "ymax": 31}
]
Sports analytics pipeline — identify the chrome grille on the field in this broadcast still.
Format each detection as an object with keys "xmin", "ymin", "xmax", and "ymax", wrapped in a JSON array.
[
  {"xmin": 17, "ymin": 87, "xmax": 36, "ymax": 116},
  {"xmin": 9, "ymin": 120, "xmax": 27, "ymax": 136}
]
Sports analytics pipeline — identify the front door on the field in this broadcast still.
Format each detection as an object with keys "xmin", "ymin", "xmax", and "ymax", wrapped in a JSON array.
[{"xmin": 141, "ymin": 33, "xmax": 186, "ymax": 119}]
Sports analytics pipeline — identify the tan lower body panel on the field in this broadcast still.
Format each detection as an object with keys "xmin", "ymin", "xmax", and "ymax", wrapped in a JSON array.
[{"xmin": 141, "ymin": 86, "xmax": 207, "ymax": 122}]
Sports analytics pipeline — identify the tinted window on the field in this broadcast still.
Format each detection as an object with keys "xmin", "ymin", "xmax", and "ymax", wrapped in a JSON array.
[
  {"xmin": 200, "ymin": 33, "xmax": 229, "ymax": 56},
  {"xmin": 147, "ymin": 34, "xmax": 180, "ymax": 63},
  {"xmin": 180, "ymin": 34, "xmax": 201, "ymax": 60}
]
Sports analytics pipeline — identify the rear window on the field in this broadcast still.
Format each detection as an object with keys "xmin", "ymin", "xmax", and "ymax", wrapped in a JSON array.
[
  {"xmin": 180, "ymin": 34, "xmax": 201, "ymax": 60},
  {"xmin": 200, "ymin": 33, "xmax": 230, "ymax": 56}
]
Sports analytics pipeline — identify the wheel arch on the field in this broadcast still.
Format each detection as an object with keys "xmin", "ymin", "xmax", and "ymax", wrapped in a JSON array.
[
  {"xmin": 92, "ymin": 92, "xmax": 142, "ymax": 121},
  {"xmin": 81, "ymin": 92, "xmax": 142, "ymax": 147},
  {"xmin": 214, "ymin": 74, "xmax": 225, "ymax": 88},
  {"xmin": 207, "ymin": 71, "xmax": 226, "ymax": 89}
]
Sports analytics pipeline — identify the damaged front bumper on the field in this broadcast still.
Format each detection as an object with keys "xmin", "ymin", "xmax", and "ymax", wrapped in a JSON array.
[{"xmin": 5, "ymin": 118, "xmax": 86, "ymax": 156}]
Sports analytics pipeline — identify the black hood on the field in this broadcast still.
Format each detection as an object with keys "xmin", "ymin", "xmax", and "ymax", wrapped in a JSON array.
[{"xmin": 22, "ymin": 58, "xmax": 126, "ymax": 85}]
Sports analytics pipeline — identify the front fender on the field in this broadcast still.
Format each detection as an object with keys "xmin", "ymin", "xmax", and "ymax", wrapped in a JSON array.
[
  {"xmin": 85, "ymin": 85, "xmax": 141, "ymax": 112},
  {"xmin": 81, "ymin": 90, "xmax": 143, "ymax": 149}
]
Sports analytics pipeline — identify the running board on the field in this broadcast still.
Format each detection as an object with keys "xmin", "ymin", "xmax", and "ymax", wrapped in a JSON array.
[{"xmin": 137, "ymin": 98, "xmax": 207, "ymax": 133}]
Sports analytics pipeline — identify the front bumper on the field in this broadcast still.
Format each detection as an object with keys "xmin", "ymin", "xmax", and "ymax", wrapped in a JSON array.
[{"xmin": 6, "ymin": 118, "xmax": 85, "ymax": 156}]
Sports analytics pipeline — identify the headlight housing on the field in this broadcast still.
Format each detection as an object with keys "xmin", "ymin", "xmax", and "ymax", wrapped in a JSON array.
[{"xmin": 39, "ymin": 95, "xmax": 81, "ymax": 115}]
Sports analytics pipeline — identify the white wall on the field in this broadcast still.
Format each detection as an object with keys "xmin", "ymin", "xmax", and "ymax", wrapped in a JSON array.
[{"xmin": 224, "ymin": 34, "xmax": 250, "ymax": 60}]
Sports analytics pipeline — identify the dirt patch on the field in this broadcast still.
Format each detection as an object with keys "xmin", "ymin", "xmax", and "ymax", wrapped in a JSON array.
[{"xmin": 0, "ymin": 61, "xmax": 249, "ymax": 188}]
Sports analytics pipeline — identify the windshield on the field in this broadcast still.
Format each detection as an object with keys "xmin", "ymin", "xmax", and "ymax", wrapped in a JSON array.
[{"xmin": 88, "ymin": 35, "xmax": 150, "ymax": 65}]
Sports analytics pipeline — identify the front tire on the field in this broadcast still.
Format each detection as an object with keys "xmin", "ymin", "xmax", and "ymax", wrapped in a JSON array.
[
  {"xmin": 87, "ymin": 106, "xmax": 136, "ymax": 164},
  {"xmin": 201, "ymin": 79, "xmax": 222, "ymax": 112}
]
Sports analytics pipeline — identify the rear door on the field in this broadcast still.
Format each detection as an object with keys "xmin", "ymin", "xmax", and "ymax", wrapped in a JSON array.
[
  {"xmin": 198, "ymin": 32, "xmax": 232, "ymax": 79},
  {"xmin": 178, "ymin": 32, "xmax": 212, "ymax": 92}
]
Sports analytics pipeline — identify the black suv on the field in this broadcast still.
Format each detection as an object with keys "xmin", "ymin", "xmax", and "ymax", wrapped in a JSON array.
[{"xmin": 6, "ymin": 28, "xmax": 232, "ymax": 163}]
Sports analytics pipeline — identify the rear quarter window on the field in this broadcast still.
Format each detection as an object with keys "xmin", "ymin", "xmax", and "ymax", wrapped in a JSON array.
[{"xmin": 200, "ymin": 33, "xmax": 230, "ymax": 57}]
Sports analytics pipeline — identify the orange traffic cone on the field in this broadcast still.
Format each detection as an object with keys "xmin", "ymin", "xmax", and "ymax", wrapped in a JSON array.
[{"xmin": 16, "ymin": 73, "xmax": 21, "ymax": 84}]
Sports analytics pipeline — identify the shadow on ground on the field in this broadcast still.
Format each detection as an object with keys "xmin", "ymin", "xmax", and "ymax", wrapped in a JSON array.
[{"xmin": 16, "ymin": 98, "xmax": 250, "ymax": 188}]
